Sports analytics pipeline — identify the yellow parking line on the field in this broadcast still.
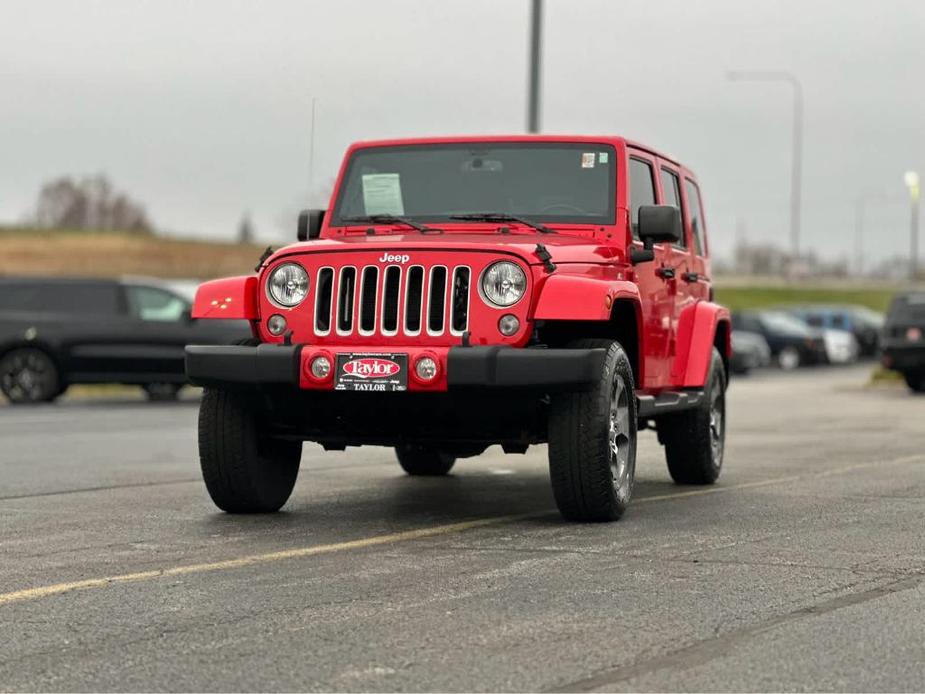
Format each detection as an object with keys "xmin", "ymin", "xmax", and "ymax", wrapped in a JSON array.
[
  {"xmin": 0, "ymin": 453, "xmax": 921, "ymax": 608},
  {"xmin": 635, "ymin": 474, "xmax": 804, "ymax": 503},
  {"xmin": 0, "ymin": 515, "xmax": 529, "ymax": 607}
]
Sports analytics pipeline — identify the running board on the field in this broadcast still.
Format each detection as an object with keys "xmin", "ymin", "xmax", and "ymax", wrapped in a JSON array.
[{"xmin": 636, "ymin": 390, "xmax": 704, "ymax": 418}]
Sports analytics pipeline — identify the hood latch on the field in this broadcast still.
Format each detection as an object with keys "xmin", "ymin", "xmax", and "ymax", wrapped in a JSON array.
[{"xmin": 534, "ymin": 244, "xmax": 557, "ymax": 273}]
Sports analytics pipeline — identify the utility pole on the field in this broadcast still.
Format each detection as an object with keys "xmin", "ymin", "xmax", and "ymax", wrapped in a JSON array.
[
  {"xmin": 854, "ymin": 196, "xmax": 865, "ymax": 276},
  {"xmin": 727, "ymin": 71, "xmax": 804, "ymax": 262},
  {"xmin": 906, "ymin": 171, "xmax": 920, "ymax": 281},
  {"xmin": 527, "ymin": 0, "xmax": 543, "ymax": 133}
]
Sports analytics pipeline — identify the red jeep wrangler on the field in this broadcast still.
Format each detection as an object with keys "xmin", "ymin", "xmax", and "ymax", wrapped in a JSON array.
[{"xmin": 186, "ymin": 136, "xmax": 730, "ymax": 522}]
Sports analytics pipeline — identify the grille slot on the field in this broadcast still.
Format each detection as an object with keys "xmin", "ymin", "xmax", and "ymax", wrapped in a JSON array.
[
  {"xmin": 336, "ymin": 267, "xmax": 357, "ymax": 333},
  {"xmin": 450, "ymin": 267, "xmax": 470, "ymax": 333},
  {"xmin": 381, "ymin": 266, "xmax": 401, "ymax": 334},
  {"xmin": 314, "ymin": 268, "xmax": 334, "ymax": 334},
  {"xmin": 428, "ymin": 266, "xmax": 448, "ymax": 334},
  {"xmin": 404, "ymin": 266, "xmax": 425, "ymax": 334},
  {"xmin": 359, "ymin": 267, "xmax": 378, "ymax": 334}
]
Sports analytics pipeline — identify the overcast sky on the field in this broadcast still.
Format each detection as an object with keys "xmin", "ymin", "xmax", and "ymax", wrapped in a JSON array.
[{"xmin": 1, "ymin": 0, "xmax": 923, "ymax": 263}]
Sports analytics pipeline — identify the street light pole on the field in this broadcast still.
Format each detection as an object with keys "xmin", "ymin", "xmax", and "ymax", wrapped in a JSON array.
[
  {"xmin": 727, "ymin": 71, "xmax": 804, "ymax": 261},
  {"xmin": 854, "ymin": 196, "xmax": 865, "ymax": 276},
  {"xmin": 527, "ymin": 0, "xmax": 543, "ymax": 133},
  {"xmin": 905, "ymin": 171, "xmax": 920, "ymax": 281}
]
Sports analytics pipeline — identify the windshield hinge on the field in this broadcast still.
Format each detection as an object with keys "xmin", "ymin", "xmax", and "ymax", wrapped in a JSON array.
[
  {"xmin": 534, "ymin": 244, "xmax": 557, "ymax": 273},
  {"xmin": 255, "ymin": 246, "xmax": 274, "ymax": 273}
]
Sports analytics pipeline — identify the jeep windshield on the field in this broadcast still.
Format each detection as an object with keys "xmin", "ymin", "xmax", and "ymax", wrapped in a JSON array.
[{"xmin": 331, "ymin": 142, "xmax": 616, "ymax": 228}]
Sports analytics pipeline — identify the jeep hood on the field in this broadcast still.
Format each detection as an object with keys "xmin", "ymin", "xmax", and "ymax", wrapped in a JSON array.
[{"xmin": 270, "ymin": 232, "xmax": 621, "ymax": 266}]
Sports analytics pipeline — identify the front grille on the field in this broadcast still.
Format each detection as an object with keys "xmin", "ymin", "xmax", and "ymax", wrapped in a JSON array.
[{"xmin": 314, "ymin": 263, "xmax": 471, "ymax": 338}]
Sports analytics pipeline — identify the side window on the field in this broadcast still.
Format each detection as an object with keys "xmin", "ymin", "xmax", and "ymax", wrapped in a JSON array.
[
  {"xmin": 684, "ymin": 179, "xmax": 706, "ymax": 256},
  {"xmin": 659, "ymin": 167, "xmax": 685, "ymax": 248},
  {"xmin": 0, "ymin": 285, "xmax": 40, "ymax": 311},
  {"xmin": 126, "ymin": 286, "xmax": 189, "ymax": 322},
  {"xmin": 29, "ymin": 284, "xmax": 120, "ymax": 315},
  {"xmin": 628, "ymin": 157, "xmax": 656, "ymax": 239}
]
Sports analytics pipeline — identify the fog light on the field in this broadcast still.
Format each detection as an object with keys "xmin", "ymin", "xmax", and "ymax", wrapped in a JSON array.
[
  {"xmin": 267, "ymin": 314, "xmax": 287, "ymax": 336},
  {"xmin": 498, "ymin": 314, "xmax": 520, "ymax": 336},
  {"xmin": 415, "ymin": 356, "xmax": 438, "ymax": 382},
  {"xmin": 310, "ymin": 355, "xmax": 331, "ymax": 379}
]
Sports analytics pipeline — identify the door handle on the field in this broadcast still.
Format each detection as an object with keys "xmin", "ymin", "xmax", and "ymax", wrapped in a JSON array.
[
  {"xmin": 682, "ymin": 271, "xmax": 699, "ymax": 283},
  {"xmin": 656, "ymin": 267, "xmax": 676, "ymax": 280}
]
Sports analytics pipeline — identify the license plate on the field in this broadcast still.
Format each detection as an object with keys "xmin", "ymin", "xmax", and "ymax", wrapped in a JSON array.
[{"xmin": 334, "ymin": 353, "xmax": 408, "ymax": 392}]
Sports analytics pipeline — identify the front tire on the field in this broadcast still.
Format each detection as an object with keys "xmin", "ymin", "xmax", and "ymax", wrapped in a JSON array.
[
  {"xmin": 659, "ymin": 347, "xmax": 726, "ymax": 485},
  {"xmin": 548, "ymin": 339, "xmax": 637, "ymax": 522},
  {"xmin": 198, "ymin": 388, "xmax": 302, "ymax": 512},
  {"xmin": 0, "ymin": 348, "xmax": 61, "ymax": 404},
  {"xmin": 395, "ymin": 445, "xmax": 456, "ymax": 476}
]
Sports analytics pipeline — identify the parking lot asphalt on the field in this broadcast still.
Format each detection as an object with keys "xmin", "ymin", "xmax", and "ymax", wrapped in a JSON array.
[{"xmin": 0, "ymin": 365, "xmax": 923, "ymax": 692}]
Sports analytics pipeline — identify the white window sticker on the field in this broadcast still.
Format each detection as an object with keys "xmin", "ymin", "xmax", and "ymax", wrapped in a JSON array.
[
  {"xmin": 598, "ymin": 152, "xmax": 609, "ymax": 164},
  {"xmin": 362, "ymin": 173, "xmax": 405, "ymax": 215},
  {"xmin": 581, "ymin": 152, "xmax": 596, "ymax": 168}
]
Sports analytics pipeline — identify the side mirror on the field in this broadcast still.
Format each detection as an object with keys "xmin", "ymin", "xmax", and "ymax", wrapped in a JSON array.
[
  {"xmin": 631, "ymin": 205, "xmax": 682, "ymax": 265},
  {"xmin": 639, "ymin": 205, "xmax": 682, "ymax": 245},
  {"xmin": 181, "ymin": 308, "xmax": 194, "ymax": 323},
  {"xmin": 297, "ymin": 209, "xmax": 325, "ymax": 241}
]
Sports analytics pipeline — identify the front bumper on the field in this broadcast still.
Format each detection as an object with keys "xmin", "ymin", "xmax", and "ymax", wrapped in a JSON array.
[{"xmin": 185, "ymin": 344, "xmax": 606, "ymax": 392}]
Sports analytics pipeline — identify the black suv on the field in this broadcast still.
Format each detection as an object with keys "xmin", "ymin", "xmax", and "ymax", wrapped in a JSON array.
[
  {"xmin": 882, "ymin": 291, "xmax": 925, "ymax": 392},
  {"xmin": 0, "ymin": 277, "xmax": 250, "ymax": 404}
]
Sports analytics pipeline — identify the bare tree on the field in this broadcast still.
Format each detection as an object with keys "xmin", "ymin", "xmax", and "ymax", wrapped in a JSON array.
[
  {"xmin": 237, "ymin": 212, "xmax": 255, "ymax": 244},
  {"xmin": 34, "ymin": 174, "xmax": 153, "ymax": 233}
]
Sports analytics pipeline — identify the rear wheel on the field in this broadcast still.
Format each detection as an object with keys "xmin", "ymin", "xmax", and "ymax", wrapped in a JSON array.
[
  {"xmin": 548, "ymin": 339, "xmax": 637, "ymax": 522},
  {"xmin": 659, "ymin": 348, "xmax": 726, "ymax": 485},
  {"xmin": 198, "ymin": 388, "xmax": 302, "ymax": 512},
  {"xmin": 395, "ymin": 445, "xmax": 456, "ymax": 476},
  {"xmin": 903, "ymin": 371, "xmax": 925, "ymax": 393},
  {"xmin": 0, "ymin": 348, "xmax": 61, "ymax": 404}
]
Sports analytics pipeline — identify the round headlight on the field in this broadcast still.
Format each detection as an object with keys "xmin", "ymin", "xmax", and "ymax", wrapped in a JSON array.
[
  {"xmin": 480, "ymin": 261, "xmax": 527, "ymax": 307},
  {"xmin": 267, "ymin": 263, "xmax": 309, "ymax": 307}
]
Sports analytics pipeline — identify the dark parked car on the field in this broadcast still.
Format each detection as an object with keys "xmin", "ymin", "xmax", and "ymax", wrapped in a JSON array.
[
  {"xmin": 785, "ymin": 304, "xmax": 883, "ymax": 356},
  {"xmin": 731, "ymin": 330, "xmax": 771, "ymax": 375},
  {"xmin": 731, "ymin": 310, "xmax": 828, "ymax": 370},
  {"xmin": 0, "ymin": 277, "xmax": 250, "ymax": 404},
  {"xmin": 881, "ymin": 291, "xmax": 925, "ymax": 393}
]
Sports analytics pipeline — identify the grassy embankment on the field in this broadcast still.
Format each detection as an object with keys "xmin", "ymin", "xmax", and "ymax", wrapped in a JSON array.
[
  {"xmin": 0, "ymin": 227, "xmax": 264, "ymax": 279},
  {"xmin": 714, "ymin": 284, "xmax": 898, "ymax": 313}
]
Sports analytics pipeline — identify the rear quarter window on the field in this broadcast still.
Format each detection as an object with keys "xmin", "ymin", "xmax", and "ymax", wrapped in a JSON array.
[
  {"xmin": 888, "ymin": 294, "xmax": 925, "ymax": 323},
  {"xmin": 684, "ymin": 178, "xmax": 707, "ymax": 256}
]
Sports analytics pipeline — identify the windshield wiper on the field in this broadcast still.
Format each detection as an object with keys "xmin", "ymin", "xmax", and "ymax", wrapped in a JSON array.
[
  {"xmin": 449, "ymin": 213, "xmax": 553, "ymax": 234},
  {"xmin": 341, "ymin": 214, "xmax": 437, "ymax": 233}
]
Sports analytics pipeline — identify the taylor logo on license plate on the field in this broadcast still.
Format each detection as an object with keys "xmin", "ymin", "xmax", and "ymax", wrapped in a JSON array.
[{"xmin": 335, "ymin": 353, "xmax": 408, "ymax": 392}]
